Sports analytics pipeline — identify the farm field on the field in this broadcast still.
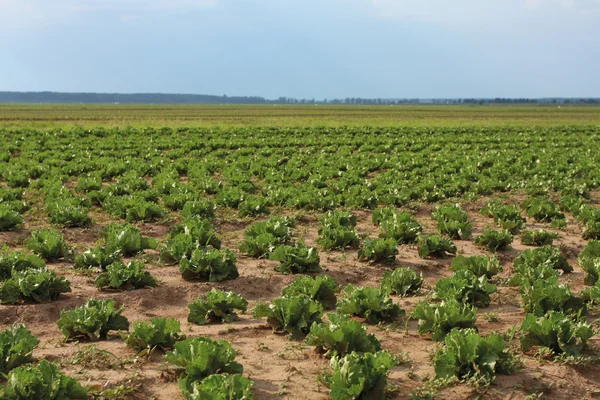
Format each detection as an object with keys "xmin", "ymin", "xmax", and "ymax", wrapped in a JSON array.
[{"xmin": 2, "ymin": 115, "xmax": 600, "ymax": 399}]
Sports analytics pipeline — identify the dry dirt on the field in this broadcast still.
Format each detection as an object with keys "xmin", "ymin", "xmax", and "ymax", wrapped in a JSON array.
[{"xmin": 1, "ymin": 195, "xmax": 600, "ymax": 400}]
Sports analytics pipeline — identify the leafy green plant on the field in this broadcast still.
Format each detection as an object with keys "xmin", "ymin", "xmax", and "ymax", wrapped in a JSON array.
[
  {"xmin": 0, "ymin": 360, "xmax": 88, "ymax": 399},
  {"xmin": 163, "ymin": 337, "xmax": 243, "ymax": 394},
  {"xmin": 0, "ymin": 268, "xmax": 71, "ymax": 304},
  {"xmin": 57, "ymin": 299, "xmax": 130, "ymax": 341},
  {"xmin": 179, "ymin": 248, "xmax": 239, "ymax": 282},
  {"xmin": 521, "ymin": 230, "xmax": 559, "ymax": 246},
  {"xmin": 520, "ymin": 311, "xmax": 595, "ymax": 357},
  {"xmin": 480, "ymin": 201, "xmax": 525, "ymax": 233},
  {"xmin": 417, "ymin": 235, "xmax": 457, "ymax": 258},
  {"xmin": 102, "ymin": 223, "xmax": 157, "ymax": 256},
  {"xmin": 160, "ymin": 218, "xmax": 221, "ymax": 264},
  {"xmin": 474, "ymin": 229, "xmax": 513, "ymax": 252},
  {"xmin": 376, "ymin": 209, "xmax": 422, "ymax": 244},
  {"xmin": 434, "ymin": 270, "xmax": 497, "ymax": 307},
  {"xmin": 379, "ymin": 267, "xmax": 423, "ymax": 296},
  {"xmin": 317, "ymin": 210, "xmax": 360, "ymax": 250},
  {"xmin": 124, "ymin": 317, "xmax": 185, "ymax": 351},
  {"xmin": 524, "ymin": 197, "xmax": 565, "ymax": 223},
  {"xmin": 306, "ymin": 313, "xmax": 381, "ymax": 357},
  {"xmin": 270, "ymin": 242, "xmax": 321, "ymax": 274},
  {"xmin": 188, "ymin": 289, "xmax": 248, "ymax": 325},
  {"xmin": 513, "ymin": 246, "xmax": 572, "ymax": 274},
  {"xmin": 45, "ymin": 199, "xmax": 91, "ymax": 227},
  {"xmin": 357, "ymin": 238, "xmax": 398, "ymax": 264},
  {"xmin": 185, "ymin": 373, "xmax": 254, "ymax": 400},
  {"xmin": 324, "ymin": 351, "xmax": 398, "ymax": 400},
  {"xmin": 449, "ymin": 255, "xmax": 502, "ymax": 279},
  {"xmin": 181, "ymin": 198, "xmax": 216, "ymax": 219},
  {"xmin": 578, "ymin": 240, "xmax": 600, "ymax": 285},
  {"xmin": 434, "ymin": 329, "xmax": 518, "ymax": 381},
  {"xmin": 411, "ymin": 300, "xmax": 477, "ymax": 341},
  {"xmin": 281, "ymin": 275, "xmax": 338, "ymax": 309},
  {"xmin": 95, "ymin": 261, "xmax": 157, "ymax": 290},
  {"xmin": 0, "ymin": 324, "xmax": 39, "ymax": 374},
  {"xmin": 0, "ymin": 250, "xmax": 45, "ymax": 281},
  {"xmin": 0, "ymin": 205, "xmax": 23, "ymax": 231},
  {"xmin": 520, "ymin": 277, "xmax": 586, "ymax": 317},
  {"xmin": 73, "ymin": 246, "xmax": 121, "ymax": 269},
  {"xmin": 239, "ymin": 216, "xmax": 294, "ymax": 257},
  {"xmin": 238, "ymin": 195, "xmax": 269, "ymax": 217},
  {"xmin": 336, "ymin": 285, "xmax": 403, "ymax": 324},
  {"xmin": 253, "ymin": 295, "xmax": 323, "ymax": 338},
  {"xmin": 432, "ymin": 204, "xmax": 472, "ymax": 240},
  {"xmin": 25, "ymin": 228, "xmax": 70, "ymax": 261}
]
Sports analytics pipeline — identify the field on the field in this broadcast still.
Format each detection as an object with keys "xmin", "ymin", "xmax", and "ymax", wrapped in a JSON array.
[{"xmin": 1, "ymin": 106, "xmax": 600, "ymax": 399}]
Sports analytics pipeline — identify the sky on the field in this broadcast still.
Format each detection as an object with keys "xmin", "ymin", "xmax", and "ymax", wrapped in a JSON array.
[{"xmin": 1, "ymin": 0, "xmax": 599, "ymax": 99}]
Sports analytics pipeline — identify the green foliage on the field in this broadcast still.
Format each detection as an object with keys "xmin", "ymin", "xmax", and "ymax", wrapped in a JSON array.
[
  {"xmin": 95, "ymin": 261, "xmax": 157, "ymax": 290},
  {"xmin": 336, "ymin": 285, "xmax": 403, "ymax": 324},
  {"xmin": 252, "ymin": 295, "xmax": 323, "ymax": 338},
  {"xmin": 324, "ymin": 351, "xmax": 398, "ymax": 400},
  {"xmin": 188, "ymin": 289, "xmax": 248, "ymax": 325},
  {"xmin": 474, "ymin": 229, "xmax": 513, "ymax": 252},
  {"xmin": 281, "ymin": 275, "xmax": 338, "ymax": 309},
  {"xmin": 480, "ymin": 201, "xmax": 525, "ymax": 233},
  {"xmin": 432, "ymin": 204, "xmax": 472, "ymax": 240},
  {"xmin": 375, "ymin": 209, "xmax": 422, "ymax": 244},
  {"xmin": 0, "ymin": 325, "xmax": 39, "ymax": 374},
  {"xmin": 357, "ymin": 238, "xmax": 398, "ymax": 264},
  {"xmin": 125, "ymin": 317, "xmax": 185, "ymax": 351},
  {"xmin": 519, "ymin": 277, "xmax": 586, "ymax": 317},
  {"xmin": 0, "ymin": 360, "xmax": 88, "ymax": 399},
  {"xmin": 578, "ymin": 240, "xmax": 600, "ymax": 285},
  {"xmin": 513, "ymin": 246, "xmax": 572, "ymax": 275},
  {"xmin": 270, "ymin": 242, "xmax": 321, "ymax": 274},
  {"xmin": 317, "ymin": 210, "xmax": 360, "ymax": 250},
  {"xmin": 238, "ymin": 195, "xmax": 269, "ymax": 217},
  {"xmin": 73, "ymin": 246, "xmax": 121, "ymax": 270},
  {"xmin": 412, "ymin": 300, "xmax": 477, "ymax": 341},
  {"xmin": 45, "ymin": 199, "xmax": 91, "ymax": 227},
  {"xmin": 379, "ymin": 267, "xmax": 423, "ymax": 296},
  {"xmin": 524, "ymin": 197, "xmax": 565, "ymax": 223},
  {"xmin": 57, "ymin": 299, "xmax": 130, "ymax": 341},
  {"xmin": 306, "ymin": 313, "xmax": 381, "ymax": 358},
  {"xmin": 434, "ymin": 329, "xmax": 517, "ymax": 381},
  {"xmin": 239, "ymin": 216, "xmax": 294, "ymax": 257},
  {"xmin": 449, "ymin": 255, "xmax": 502, "ymax": 279},
  {"xmin": 434, "ymin": 270, "xmax": 497, "ymax": 307},
  {"xmin": 181, "ymin": 198, "xmax": 216, "ymax": 219},
  {"xmin": 163, "ymin": 337, "xmax": 243, "ymax": 394},
  {"xmin": 185, "ymin": 374, "xmax": 254, "ymax": 400},
  {"xmin": 520, "ymin": 312, "xmax": 595, "ymax": 357},
  {"xmin": 0, "ymin": 250, "xmax": 45, "ymax": 281},
  {"xmin": 160, "ymin": 218, "xmax": 221, "ymax": 264},
  {"xmin": 25, "ymin": 229, "xmax": 69, "ymax": 261},
  {"xmin": 0, "ymin": 268, "xmax": 71, "ymax": 304},
  {"xmin": 521, "ymin": 230, "xmax": 559, "ymax": 246},
  {"xmin": 179, "ymin": 248, "xmax": 239, "ymax": 282},
  {"xmin": 0, "ymin": 205, "xmax": 23, "ymax": 231},
  {"xmin": 417, "ymin": 235, "xmax": 457, "ymax": 258},
  {"xmin": 102, "ymin": 223, "xmax": 157, "ymax": 256}
]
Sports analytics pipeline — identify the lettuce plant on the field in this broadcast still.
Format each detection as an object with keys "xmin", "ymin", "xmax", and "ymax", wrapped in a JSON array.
[
  {"xmin": 281, "ymin": 275, "xmax": 338, "ymax": 309},
  {"xmin": 102, "ymin": 223, "xmax": 157, "ymax": 256},
  {"xmin": 317, "ymin": 210, "xmax": 360, "ymax": 250},
  {"xmin": 324, "ymin": 351, "xmax": 398, "ymax": 400},
  {"xmin": 411, "ymin": 300, "xmax": 477, "ymax": 341},
  {"xmin": 375, "ymin": 209, "xmax": 422, "ymax": 244},
  {"xmin": 125, "ymin": 317, "xmax": 186, "ymax": 351},
  {"xmin": 179, "ymin": 248, "xmax": 239, "ymax": 282},
  {"xmin": 185, "ymin": 374, "xmax": 254, "ymax": 400},
  {"xmin": 253, "ymin": 295, "xmax": 323, "ymax": 338},
  {"xmin": 357, "ymin": 238, "xmax": 398, "ymax": 264},
  {"xmin": 0, "ymin": 324, "xmax": 40, "ymax": 374},
  {"xmin": 0, "ymin": 250, "xmax": 45, "ymax": 281},
  {"xmin": 513, "ymin": 246, "xmax": 572, "ymax": 274},
  {"xmin": 417, "ymin": 235, "xmax": 456, "ymax": 258},
  {"xmin": 379, "ymin": 267, "xmax": 423, "ymax": 297},
  {"xmin": 0, "ymin": 268, "xmax": 71, "ymax": 304},
  {"xmin": 74, "ymin": 246, "xmax": 121, "ymax": 270},
  {"xmin": 480, "ymin": 201, "xmax": 525, "ymax": 234},
  {"xmin": 181, "ymin": 198, "xmax": 216, "ymax": 219},
  {"xmin": 160, "ymin": 218, "xmax": 221, "ymax": 264},
  {"xmin": 432, "ymin": 204, "xmax": 472, "ymax": 240},
  {"xmin": 238, "ymin": 195, "xmax": 269, "ymax": 217},
  {"xmin": 25, "ymin": 228, "xmax": 70, "ymax": 261},
  {"xmin": 520, "ymin": 277, "xmax": 586, "ymax": 317},
  {"xmin": 578, "ymin": 240, "xmax": 600, "ymax": 285},
  {"xmin": 434, "ymin": 270, "xmax": 496, "ymax": 307},
  {"xmin": 524, "ymin": 197, "xmax": 565, "ymax": 223},
  {"xmin": 1, "ymin": 360, "xmax": 88, "ymax": 399},
  {"xmin": 57, "ymin": 299, "xmax": 130, "ymax": 341},
  {"xmin": 336, "ymin": 285, "xmax": 403, "ymax": 324},
  {"xmin": 520, "ymin": 311, "xmax": 595, "ymax": 357},
  {"xmin": 449, "ymin": 255, "xmax": 502, "ymax": 279},
  {"xmin": 305, "ymin": 313, "xmax": 381, "ymax": 357},
  {"xmin": 188, "ymin": 289, "xmax": 248, "ymax": 325},
  {"xmin": 474, "ymin": 229, "xmax": 513, "ymax": 252},
  {"xmin": 270, "ymin": 242, "xmax": 321, "ymax": 274},
  {"xmin": 0, "ymin": 205, "xmax": 23, "ymax": 231},
  {"xmin": 239, "ymin": 217, "xmax": 294, "ymax": 257},
  {"xmin": 521, "ymin": 230, "xmax": 559, "ymax": 246},
  {"xmin": 95, "ymin": 261, "xmax": 157, "ymax": 290}
]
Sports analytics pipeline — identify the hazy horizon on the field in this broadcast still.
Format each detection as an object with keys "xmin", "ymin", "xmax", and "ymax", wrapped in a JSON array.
[{"xmin": 1, "ymin": 0, "xmax": 599, "ymax": 99}]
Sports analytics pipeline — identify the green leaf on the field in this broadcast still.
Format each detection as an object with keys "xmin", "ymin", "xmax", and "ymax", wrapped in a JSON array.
[
  {"xmin": 125, "ymin": 317, "xmax": 185, "ymax": 351},
  {"xmin": 306, "ymin": 313, "xmax": 381, "ymax": 357},
  {"xmin": 57, "ymin": 298, "xmax": 130, "ymax": 341},
  {"xmin": 188, "ymin": 289, "xmax": 248, "ymax": 325}
]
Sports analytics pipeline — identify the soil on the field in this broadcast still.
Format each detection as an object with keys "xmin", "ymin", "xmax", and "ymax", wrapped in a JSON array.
[{"xmin": 1, "ymin": 195, "xmax": 600, "ymax": 400}]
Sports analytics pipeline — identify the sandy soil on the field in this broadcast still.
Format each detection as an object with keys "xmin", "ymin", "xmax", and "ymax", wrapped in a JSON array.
[{"xmin": 1, "ymin": 194, "xmax": 600, "ymax": 399}]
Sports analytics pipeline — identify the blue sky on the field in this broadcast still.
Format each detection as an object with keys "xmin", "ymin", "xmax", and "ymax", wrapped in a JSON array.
[{"xmin": 1, "ymin": 0, "xmax": 599, "ymax": 98}]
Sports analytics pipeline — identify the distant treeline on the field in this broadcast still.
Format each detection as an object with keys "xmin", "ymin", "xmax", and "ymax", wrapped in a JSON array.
[{"xmin": 0, "ymin": 91, "xmax": 598, "ymax": 105}]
